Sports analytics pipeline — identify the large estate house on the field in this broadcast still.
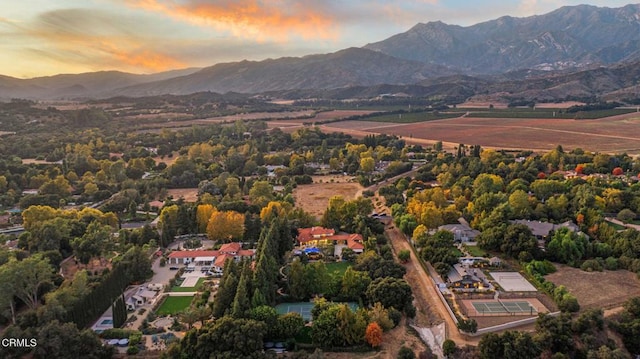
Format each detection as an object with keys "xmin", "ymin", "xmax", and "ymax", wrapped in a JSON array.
[
  {"xmin": 167, "ymin": 242, "xmax": 256, "ymax": 272},
  {"xmin": 296, "ymin": 227, "xmax": 365, "ymax": 254}
]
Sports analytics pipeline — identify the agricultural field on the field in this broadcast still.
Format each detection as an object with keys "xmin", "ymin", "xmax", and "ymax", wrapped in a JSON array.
[
  {"xmin": 545, "ymin": 265, "xmax": 640, "ymax": 310},
  {"xmin": 292, "ymin": 175, "xmax": 362, "ymax": 219},
  {"xmin": 354, "ymin": 111, "xmax": 462, "ymax": 123},
  {"xmin": 321, "ymin": 111, "xmax": 640, "ymax": 153}
]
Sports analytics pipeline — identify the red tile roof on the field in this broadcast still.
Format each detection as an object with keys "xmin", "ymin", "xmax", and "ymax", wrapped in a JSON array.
[
  {"xmin": 297, "ymin": 227, "xmax": 335, "ymax": 243},
  {"xmin": 214, "ymin": 254, "xmax": 231, "ymax": 268},
  {"xmin": 219, "ymin": 242, "xmax": 242, "ymax": 253},
  {"xmin": 168, "ymin": 250, "xmax": 219, "ymax": 259}
]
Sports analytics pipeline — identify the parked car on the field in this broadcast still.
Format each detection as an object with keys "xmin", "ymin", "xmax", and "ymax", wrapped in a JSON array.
[{"xmin": 169, "ymin": 266, "xmax": 179, "ymax": 270}]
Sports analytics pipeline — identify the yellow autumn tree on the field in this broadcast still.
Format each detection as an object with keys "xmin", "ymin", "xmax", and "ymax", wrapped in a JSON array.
[
  {"xmin": 206, "ymin": 209, "xmax": 245, "ymax": 242},
  {"xmin": 260, "ymin": 201, "xmax": 291, "ymax": 223},
  {"xmin": 196, "ymin": 204, "xmax": 215, "ymax": 233}
]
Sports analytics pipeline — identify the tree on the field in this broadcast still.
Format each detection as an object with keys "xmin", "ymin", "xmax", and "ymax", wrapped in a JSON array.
[
  {"xmin": 205, "ymin": 208, "xmax": 245, "ymax": 242},
  {"xmin": 0, "ymin": 264, "xmax": 17, "ymax": 324},
  {"xmin": 457, "ymin": 318, "xmax": 477, "ymax": 334},
  {"xmin": 365, "ymin": 322, "xmax": 383, "ymax": 348},
  {"xmin": 618, "ymin": 208, "xmax": 636, "ymax": 223},
  {"xmin": 32, "ymin": 320, "xmax": 113, "ymax": 359},
  {"xmin": 398, "ymin": 249, "xmax": 411, "ymax": 263},
  {"xmin": 158, "ymin": 204, "xmax": 178, "ymax": 246},
  {"xmin": 6, "ymin": 255, "xmax": 55, "ymax": 310},
  {"xmin": 249, "ymin": 180, "xmax": 274, "ymax": 208},
  {"xmin": 366, "ymin": 277, "xmax": 413, "ymax": 314},
  {"xmin": 442, "ymin": 339, "xmax": 456, "ymax": 356},
  {"xmin": 180, "ymin": 308, "xmax": 199, "ymax": 330},
  {"xmin": 277, "ymin": 312, "xmax": 305, "ymax": 339},
  {"xmin": 71, "ymin": 222, "xmax": 111, "ymax": 264},
  {"xmin": 367, "ymin": 302, "xmax": 394, "ymax": 331},
  {"xmin": 360, "ymin": 157, "xmax": 375, "ymax": 173},
  {"xmin": 397, "ymin": 346, "xmax": 416, "ymax": 359},
  {"xmin": 340, "ymin": 267, "xmax": 371, "ymax": 301},
  {"xmin": 175, "ymin": 317, "xmax": 267, "ymax": 358}
]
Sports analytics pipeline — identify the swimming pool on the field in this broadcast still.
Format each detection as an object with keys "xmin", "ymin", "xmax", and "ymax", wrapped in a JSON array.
[{"xmin": 100, "ymin": 319, "xmax": 113, "ymax": 325}]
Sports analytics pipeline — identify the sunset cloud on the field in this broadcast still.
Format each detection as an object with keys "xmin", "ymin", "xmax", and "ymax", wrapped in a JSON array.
[
  {"xmin": 126, "ymin": 0, "xmax": 340, "ymax": 42},
  {"xmin": 1, "ymin": 8, "xmax": 185, "ymax": 75}
]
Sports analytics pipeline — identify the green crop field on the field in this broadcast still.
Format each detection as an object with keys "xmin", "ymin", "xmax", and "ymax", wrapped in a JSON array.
[
  {"xmin": 465, "ymin": 108, "xmax": 635, "ymax": 119},
  {"xmin": 358, "ymin": 111, "xmax": 462, "ymax": 123}
]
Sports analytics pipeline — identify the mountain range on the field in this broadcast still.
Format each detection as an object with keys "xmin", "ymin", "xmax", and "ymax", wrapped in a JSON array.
[{"xmin": 1, "ymin": 3, "xmax": 639, "ymax": 101}]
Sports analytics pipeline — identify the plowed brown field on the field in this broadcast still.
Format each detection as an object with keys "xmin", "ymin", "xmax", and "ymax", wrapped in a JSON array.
[{"xmin": 320, "ymin": 112, "xmax": 640, "ymax": 153}]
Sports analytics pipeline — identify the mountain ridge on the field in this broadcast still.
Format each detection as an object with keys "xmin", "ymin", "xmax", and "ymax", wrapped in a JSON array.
[{"xmin": 1, "ymin": 3, "xmax": 639, "ymax": 100}]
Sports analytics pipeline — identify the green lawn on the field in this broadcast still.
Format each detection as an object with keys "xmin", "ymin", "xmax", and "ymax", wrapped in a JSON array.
[
  {"xmin": 171, "ymin": 277, "xmax": 206, "ymax": 292},
  {"xmin": 606, "ymin": 221, "xmax": 627, "ymax": 231},
  {"xmin": 326, "ymin": 261, "xmax": 351, "ymax": 277},
  {"xmin": 451, "ymin": 247, "xmax": 464, "ymax": 257},
  {"xmin": 464, "ymin": 245, "xmax": 487, "ymax": 257},
  {"xmin": 156, "ymin": 296, "xmax": 194, "ymax": 315}
]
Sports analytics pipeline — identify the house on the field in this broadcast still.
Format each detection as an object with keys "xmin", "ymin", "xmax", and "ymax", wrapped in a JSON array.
[
  {"xmin": 438, "ymin": 223, "xmax": 481, "ymax": 243},
  {"xmin": 167, "ymin": 242, "xmax": 256, "ymax": 268},
  {"xmin": 447, "ymin": 263, "xmax": 489, "ymax": 292},
  {"xmin": 511, "ymin": 219, "xmax": 587, "ymax": 248},
  {"xmin": 297, "ymin": 227, "xmax": 365, "ymax": 254}
]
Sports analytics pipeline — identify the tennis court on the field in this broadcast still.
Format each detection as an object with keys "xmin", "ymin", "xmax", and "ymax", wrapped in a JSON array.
[
  {"xmin": 489, "ymin": 272, "xmax": 537, "ymax": 291},
  {"xmin": 472, "ymin": 301, "xmax": 536, "ymax": 315},
  {"xmin": 461, "ymin": 298, "xmax": 546, "ymax": 317},
  {"xmin": 275, "ymin": 302, "xmax": 358, "ymax": 321}
]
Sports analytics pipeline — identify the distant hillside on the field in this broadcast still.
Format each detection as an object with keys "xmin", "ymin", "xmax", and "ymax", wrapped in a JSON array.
[
  {"xmin": 1, "ymin": 4, "xmax": 639, "ymax": 101},
  {"xmin": 0, "ymin": 68, "xmax": 200, "ymax": 100},
  {"xmin": 365, "ymin": 4, "xmax": 640, "ymax": 74},
  {"xmin": 111, "ymin": 48, "xmax": 453, "ymax": 97}
]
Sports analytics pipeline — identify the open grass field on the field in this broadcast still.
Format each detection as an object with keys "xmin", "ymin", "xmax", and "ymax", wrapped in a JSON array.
[
  {"xmin": 546, "ymin": 265, "xmax": 640, "ymax": 310},
  {"xmin": 156, "ymin": 296, "xmax": 194, "ymax": 316},
  {"xmin": 464, "ymin": 245, "xmax": 487, "ymax": 257},
  {"xmin": 292, "ymin": 175, "xmax": 363, "ymax": 219},
  {"xmin": 321, "ymin": 111, "xmax": 640, "ymax": 153},
  {"xmin": 166, "ymin": 188, "xmax": 198, "ymax": 202},
  {"xmin": 326, "ymin": 261, "xmax": 351, "ymax": 277}
]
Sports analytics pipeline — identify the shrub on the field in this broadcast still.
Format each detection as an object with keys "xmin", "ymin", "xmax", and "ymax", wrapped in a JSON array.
[
  {"xmin": 580, "ymin": 259, "xmax": 603, "ymax": 272},
  {"xmin": 442, "ymin": 339, "xmax": 456, "ymax": 356},
  {"xmin": 100, "ymin": 329, "xmax": 140, "ymax": 339},
  {"xmin": 398, "ymin": 250, "xmax": 411, "ymax": 263},
  {"xmin": 126, "ymin": 346, "xmax": 139, "ymax": 355},
  {"xmin": 617, "ymin": 209, "xmax": 636, "ymax": 223},
  {"xmin": 387, "ymin": 307, "xmax": 402, "ymax": 328},
  {"xmin": 397, "ymin": 346, "xmax": 416, "ymax": 359}
]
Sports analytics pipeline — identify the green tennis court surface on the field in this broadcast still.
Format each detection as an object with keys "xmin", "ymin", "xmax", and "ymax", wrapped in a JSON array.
[
  {"xmin": 275, "ymin": 302, "xmax": 358, "ymax": 321},
  {"xmin": 472, "ymin": 301, "xmax": 536, "ymax": 315}
]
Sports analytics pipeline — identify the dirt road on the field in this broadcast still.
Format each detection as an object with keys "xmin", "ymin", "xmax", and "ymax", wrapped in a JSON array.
[{"xmin": 385, "ymin": 223, "xmax": 478, "ymax": 347}]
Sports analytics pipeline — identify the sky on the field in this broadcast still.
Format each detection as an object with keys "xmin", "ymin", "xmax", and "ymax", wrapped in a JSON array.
[{"xmin": 0, "ymin": 0, "xmax": 635, "ymax": 78}]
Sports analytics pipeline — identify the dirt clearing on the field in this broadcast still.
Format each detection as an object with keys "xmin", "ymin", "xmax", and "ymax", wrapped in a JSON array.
[
  {"xmin": 546, "ymin": 265, "xmax": 640, "ymax": 310},
  {"xmin": 166, "ymin": 188, "xmax": 198, "ymax": 202},
  {"xmin": 292, "ymin": 176, "xmax": 362, "ymax": 219}
]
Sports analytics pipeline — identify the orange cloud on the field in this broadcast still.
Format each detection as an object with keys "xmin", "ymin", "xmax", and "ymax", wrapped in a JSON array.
[
  {"xmin": 127, "ymin": 0, "xmax": 339, "ymax": 42},
  {"xmin": 5, "ymin": 9, "xmax": 186, "ymax": 74},
  {"xmin": 101, "ymin": 41, "xmax": 186, "ymax": 71}
]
